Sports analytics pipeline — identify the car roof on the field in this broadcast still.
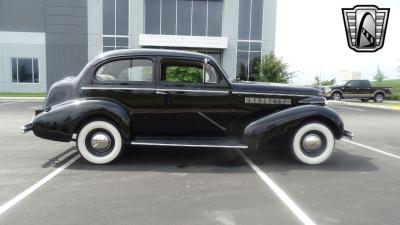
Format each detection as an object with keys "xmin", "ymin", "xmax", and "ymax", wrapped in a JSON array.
[
  {"xmin": 96, "ymin": 49, "xmax": 212, "ymax": 61},
  {"xmin": 80, "ymin": 48, "xmax": 228, "ymax": 82}
]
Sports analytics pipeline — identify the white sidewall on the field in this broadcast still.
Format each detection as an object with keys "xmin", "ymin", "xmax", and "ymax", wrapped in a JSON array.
[
  {"xmin": 292, "ymin": 123, "xmax": 335, "ymax": 165},
  {"xmin": 77, "ymin": 121, "xmax": 122, "ymax": 164}
]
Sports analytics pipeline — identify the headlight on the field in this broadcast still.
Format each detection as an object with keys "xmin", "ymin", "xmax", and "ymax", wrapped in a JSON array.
[{"xmin": 325, "ymin": 88, "xmax": 331, "ymax": 92}]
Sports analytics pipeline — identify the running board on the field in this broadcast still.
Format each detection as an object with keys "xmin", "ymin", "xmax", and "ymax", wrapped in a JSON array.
[{"xmin": 130, "ymin": 138, "xmax": 248, "ymax": 149}]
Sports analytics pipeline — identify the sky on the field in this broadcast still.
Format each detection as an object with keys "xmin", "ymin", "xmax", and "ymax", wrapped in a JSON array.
[{"xmin": 275, "ymin": 0, "xmax": 400, "ymax": 84}]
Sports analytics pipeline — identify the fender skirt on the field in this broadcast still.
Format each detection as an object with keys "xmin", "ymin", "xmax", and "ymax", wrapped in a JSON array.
[
  {"xmin": 243, "ymin": 105, "xmax": 344, "ymax": 148},
  {"xmin": 32, "ymin": 99, "xmax": 131, "ymax": 142}
]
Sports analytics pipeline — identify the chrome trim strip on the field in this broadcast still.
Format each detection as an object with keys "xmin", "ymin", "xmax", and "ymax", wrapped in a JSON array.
[
  {"xmin": 198, "ymin": 112, "xmax": 226, "ymax": 131},
  {"xmin": 82, "ymin": 86, "xmax": 154, "ymax": 91},
  {"xmin": 232, "ymin": 91, "xmax": 312, "ymax": 97},
  {"xmin": 82, "ymin": 86, "xmax": 229, "ymax": 94},
  {"xmin": 156, "ymin": 88, "xmax": 229, "ymax": 94},
  {"xmin": 130, "ymin": 141, "xmax": 248, "ymax": 149}
]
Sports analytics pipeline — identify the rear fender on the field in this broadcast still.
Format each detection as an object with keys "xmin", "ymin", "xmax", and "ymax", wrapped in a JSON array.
[
  {"xmin": 32, "ymin": 99, "xmax": 131, "ymax": 142},
  {"xmin": 243, "ymin": 105, "xmax": 344, "ymax": 148}
]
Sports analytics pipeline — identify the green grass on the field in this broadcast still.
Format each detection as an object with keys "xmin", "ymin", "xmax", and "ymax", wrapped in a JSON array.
[
  {"xmin": 371, "ymin": 79, "xmax": 400, "ymax": 100},
  {"xmin": 0, "ymin": 92, "xmax": 46, "ymax": 97}
]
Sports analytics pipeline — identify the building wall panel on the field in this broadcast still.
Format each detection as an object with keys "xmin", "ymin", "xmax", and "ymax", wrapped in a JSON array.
[{"xmin": 44, "ymin": 0, "xmax": 88, "ymax": 90}]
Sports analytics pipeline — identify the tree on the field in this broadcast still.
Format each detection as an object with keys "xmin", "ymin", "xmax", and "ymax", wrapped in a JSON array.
[
  {"xmin": 321, "ymin": 78, "xmax": 336, "ymax": 86},
  {"xmin": 255, "ymin": 53, "xmax": 293, "ymax": 83},
  {"xmin": 166, "ymin": 66, "xmax": 202, "ymax": 83},
  {"xmin": 373, "ymin": 66, "xmax": 386, "ymax": 82}
]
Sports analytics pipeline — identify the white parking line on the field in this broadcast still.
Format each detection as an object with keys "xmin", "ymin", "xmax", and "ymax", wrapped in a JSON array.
[
  {"xmin": 29, "ymin": 106, "xmax": 42, "ymax": 109},
  {"xmin": 236, "ymin": 149, "xmax": 317, "ymax": 225},
  {"xmin": 342, "ymin": 139, "xmax": 400, "ymax": 159},
  {"xmin": 0, "ymin": 101, "xmax": 25, "ymax": 106},
  {"xmin": 0, "ymin": 154, "xmax": 80, "ymax": 216},
  {"xmin": 330, "ymin": 106, "xmax": 364, "ymax": 111}
]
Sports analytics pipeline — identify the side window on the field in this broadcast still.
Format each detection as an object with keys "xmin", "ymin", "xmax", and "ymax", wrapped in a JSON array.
[
  {"xmin": 204, "ymin": 64, "xmax": 218, "ymax": 84},
  {"xmin": 360, "ymin": 80, "xmax": 369, "ymax": 88},
  {"xmin": 96, "ymin": 59, "xmax": 153, "ymax": 82},
  {"xmin": 161, "ymin": 59, "xmax": 220, "ymax": 84},
  {"xmin": 347, "ymin": 80, "xmax": 358, "ymax": 87}
]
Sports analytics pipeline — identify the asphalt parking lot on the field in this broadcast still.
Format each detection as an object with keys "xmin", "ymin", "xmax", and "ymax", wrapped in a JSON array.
[{"xmin": 0, "ymin": 100, "xmax": 400, "ymax": 225}]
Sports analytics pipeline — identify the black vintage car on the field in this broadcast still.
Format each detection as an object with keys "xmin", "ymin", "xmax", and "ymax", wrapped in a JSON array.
[{"xmin": 23, "ymin": 49, "xmax": 352, "ymax": 165}]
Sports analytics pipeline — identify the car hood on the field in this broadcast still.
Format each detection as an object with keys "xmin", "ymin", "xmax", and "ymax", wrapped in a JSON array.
[{"xmin": 231, "ymin": 81, "xmax": 322, "ymax": 97}]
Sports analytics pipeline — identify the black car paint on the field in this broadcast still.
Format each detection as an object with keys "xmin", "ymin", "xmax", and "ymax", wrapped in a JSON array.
[
  {"xmin": 243, "ymin": 105, "xmax": 344, "ymax": 148},
  {"xmin": 29, "ymin": 49, "xmax": 346, "ymax": 148},
  {"xmin": 33, "ymin": 99, "xmax": 130, "ymax": 142}
]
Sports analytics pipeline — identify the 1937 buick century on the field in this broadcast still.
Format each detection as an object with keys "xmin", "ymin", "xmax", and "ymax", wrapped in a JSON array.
[{"xmin": 23, "ymin": 49, "xmax": 353, "ymax": 165}]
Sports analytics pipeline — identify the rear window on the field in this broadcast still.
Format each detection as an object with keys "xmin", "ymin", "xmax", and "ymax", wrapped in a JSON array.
[{"xmin": 95, "ymin": 59, "xmax": 153, "ymax": 82}]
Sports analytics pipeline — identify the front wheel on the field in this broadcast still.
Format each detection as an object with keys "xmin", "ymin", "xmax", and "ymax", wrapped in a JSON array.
[
  {"xmin": 331, "ymin": 92, "xmax": 341, "ymax": 101},
  {"xmin": 291, "ymin": 122, "xmax": 335, "ymax": 165},
  {"xmin": 77, "ymin": 120, "xmax": 123, "ymax": 164}
]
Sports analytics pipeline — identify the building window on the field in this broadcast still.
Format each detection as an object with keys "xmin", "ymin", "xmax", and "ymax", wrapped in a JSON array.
[
  {"xmin": 236, "ymin": 0, "xmax": 264, "ymax": 81},
  {"xmin": 103, "ymin": 0, "xmax": 129, "ymax": 52},
  {"xmin": 145, "ymin": 0, "xmax": 223, "ymax": 36},
  {"xmin": 11, "ymin": 58, "xmax": 39, "ymax": 83}
]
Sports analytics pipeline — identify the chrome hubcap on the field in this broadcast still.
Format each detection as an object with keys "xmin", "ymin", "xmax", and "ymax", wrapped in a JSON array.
[
  {"xmin": 90, "ymin": 132, "xmax": 111, "ymax": 152},
  {"xmin": 302, "ymin": 134, "xmax": 323, "ymax": 151},
  {"xmin": 376, "ymin": 95, "xmax": 383, "ymax": 102},
  {"xmin": 333, "ymin": 94, "xmax": 340, "ymax": 100}
]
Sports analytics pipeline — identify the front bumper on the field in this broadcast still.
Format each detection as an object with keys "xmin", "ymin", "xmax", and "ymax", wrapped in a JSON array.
[
  {"xmin": 343, "ymin": 130, "xmax": 354, "ymax": 139},
  {"xmin": 323, "ymin": 91, "xmax": 332, "ymax": 98},
  {"xmin": 22, "ymin": 114, "xmax": 36, "ymax": 133},
  {"xmin": 22, "ymin": 123, "xmax": 33, "ymax": 133}
]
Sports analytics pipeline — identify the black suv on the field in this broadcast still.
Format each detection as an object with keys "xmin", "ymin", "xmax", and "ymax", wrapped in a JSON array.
[{"xmin": 23, "ymin": 49, "xmax": 352, "ymax": 165}]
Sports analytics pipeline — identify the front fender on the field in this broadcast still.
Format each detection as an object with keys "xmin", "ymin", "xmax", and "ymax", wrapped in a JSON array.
[
  {"xmin": 32, "ymin": 98, "xmax": 131, "ymax": 142},
  {"xmin": 243, "ymin": 105, "xmax": 344, "ymax": 148}
]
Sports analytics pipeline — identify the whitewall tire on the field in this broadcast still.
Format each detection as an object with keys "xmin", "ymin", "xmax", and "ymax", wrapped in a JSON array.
[
  {"xmin": 291, "ymin": 122, "xmax": 335, "ymax": 165},
  {"xmin": 77, "ymin": 120, "xmax": 123, "ymax": 164}
]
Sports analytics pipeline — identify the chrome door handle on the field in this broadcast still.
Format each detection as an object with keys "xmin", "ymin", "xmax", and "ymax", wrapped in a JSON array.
[{"xmin": 156, "ymin": 90, "xmax": 168, "ymax": 95}]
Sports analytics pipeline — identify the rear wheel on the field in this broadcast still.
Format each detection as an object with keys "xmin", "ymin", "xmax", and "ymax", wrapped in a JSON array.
[
  {"xmin": 331, "ymin": 92, "xmax": 341, "ymax": 101},
  {"xmin": 374, "ymin": 93, "xmax": 384, "ymax": 103},
  {"xmin": 291, "ymin": 122, "xmax": 335, "ymax": 165},
  {"xmin": 77, "ymin": 120, "xmax": 123, "ymax": 164}
]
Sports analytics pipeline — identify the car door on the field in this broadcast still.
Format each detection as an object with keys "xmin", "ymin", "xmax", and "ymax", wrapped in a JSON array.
[
  {"xmin": 359, "ymin": 80, "xmax": 372, "ymax": 98},
  {"xmin": 90, "ymin": 56, "xmax": 156, "ymax": 136},
  {"xmin": 342, "ymin": 80, "xmax": 359, "ymax": 98},
  {"xmin": 153, "ymin": 57, "xmax": 232, "ymax": 137}
]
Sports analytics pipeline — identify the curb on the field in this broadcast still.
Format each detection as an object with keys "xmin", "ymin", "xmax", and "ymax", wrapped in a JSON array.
[
  {"xmin": 327, "ymin": 100, "xmax": 400, "ymax": 111},
  {"xmin": 0, "ymin": 97, "xmax": 45, "ymax": 101}
]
